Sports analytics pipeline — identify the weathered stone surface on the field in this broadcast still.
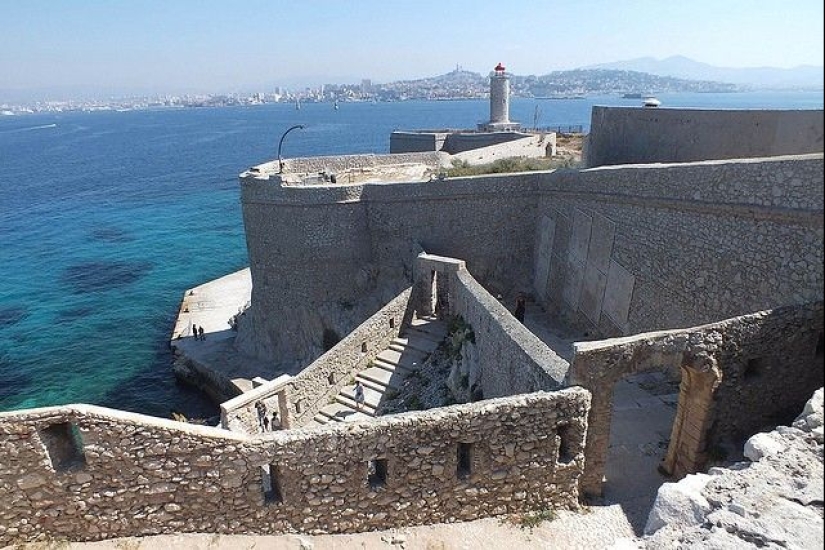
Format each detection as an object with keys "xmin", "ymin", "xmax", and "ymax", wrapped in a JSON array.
[
  {"xmin": 743, "ymin": 432, "xmax": 786, "ymax": 462},
  {"xmin": 643, "ymin": 473, "xmax": 712, "ymax": 536},
  {"xmin": 642, "ymin": 387, "xmax": 824, "ymax": 549},
  {"xmin": 0, "ymin": 388, "xmax": 590, "ymax": 546}
]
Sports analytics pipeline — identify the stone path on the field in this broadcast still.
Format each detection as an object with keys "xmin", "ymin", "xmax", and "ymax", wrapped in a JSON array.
[{"xmin": 308, "ymin": 316, "xmax": 447, "ymax": 427}]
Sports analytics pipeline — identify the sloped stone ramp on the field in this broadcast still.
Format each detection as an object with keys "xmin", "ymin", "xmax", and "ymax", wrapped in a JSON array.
[{"xmin": 308, "ymin": 316, "xmax": 447, "ymax": 427}]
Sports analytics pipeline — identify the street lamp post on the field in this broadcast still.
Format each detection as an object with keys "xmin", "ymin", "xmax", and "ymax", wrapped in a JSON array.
[{"xmin": 278, "ymin": 124, "xmax": 305, "ymax": 173}]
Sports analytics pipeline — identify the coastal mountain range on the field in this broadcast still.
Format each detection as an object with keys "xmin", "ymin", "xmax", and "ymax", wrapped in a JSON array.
[{"xmin": 584, "ymin": 55, "xmax": 823, "ymax": 89}]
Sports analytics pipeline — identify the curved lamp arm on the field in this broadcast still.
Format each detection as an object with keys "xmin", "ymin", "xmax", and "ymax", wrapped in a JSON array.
[{"xmin": 278, "ymin": 124, "xmax": 305, "ymax": 173}]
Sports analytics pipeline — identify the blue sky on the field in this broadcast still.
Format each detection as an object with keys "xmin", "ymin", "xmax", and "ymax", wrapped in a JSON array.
[{"xmin": 0, "ymin": 0, "xmax": 822, "ymax": 96}]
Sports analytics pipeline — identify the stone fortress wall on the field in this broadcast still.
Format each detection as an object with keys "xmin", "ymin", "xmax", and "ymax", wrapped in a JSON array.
[
  {"xmin": 585, "ymin": 107, "xmax": 824, "ymax": 167},
  {"xmin": 533, "ymin": 154, "xmax": 824, "ymax": 338},
  {"xmin": 0, "ymin": 389, "xmax": 590, "ymax": 545},
  {"xmin": 238, "ymin": 151, "xmax": 823, "ymax": 369}
]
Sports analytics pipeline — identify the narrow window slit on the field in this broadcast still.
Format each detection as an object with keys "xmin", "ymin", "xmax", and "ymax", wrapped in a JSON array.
[
  {"xmin": 262, "ymin": 464, "xmax": 284, "ymax": 504},
  {"xmin": 39, "ymin": 422, "xmax": 86, "ymax": 472},
  {"xmin": 368, "ymin": 458, "xmax": 387, "ymax": 489},
  {"xmin": 457, "ymin": 442, "xmax": 472, "ymax": 479}
]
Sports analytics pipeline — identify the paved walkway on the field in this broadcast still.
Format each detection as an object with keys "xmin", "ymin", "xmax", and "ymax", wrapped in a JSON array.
[{"xmin": 170, "ymin": 268, "xmax": 287, "ymax": 395}]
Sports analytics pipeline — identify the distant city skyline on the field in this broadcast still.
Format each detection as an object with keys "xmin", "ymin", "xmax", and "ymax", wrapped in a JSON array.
[{"xmin": 1, "ymin": 0, "xmax": 823, "ymax": 99}]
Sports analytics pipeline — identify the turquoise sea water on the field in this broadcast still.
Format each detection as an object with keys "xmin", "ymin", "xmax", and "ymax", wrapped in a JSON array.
[{"xmin": 0, "ymin": 92, "xmax": 822, "ymax": 419}]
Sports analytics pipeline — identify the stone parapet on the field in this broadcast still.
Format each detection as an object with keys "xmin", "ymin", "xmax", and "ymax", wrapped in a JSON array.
[{"xmin": 0, "ymin": 388, "xmax": 590, "ymax": 545}]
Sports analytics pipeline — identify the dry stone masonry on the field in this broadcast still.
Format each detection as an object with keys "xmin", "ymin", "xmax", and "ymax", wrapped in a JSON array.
[{"xmin": 0, "ymin": 389, "xmax": 590, "ymax": 545}]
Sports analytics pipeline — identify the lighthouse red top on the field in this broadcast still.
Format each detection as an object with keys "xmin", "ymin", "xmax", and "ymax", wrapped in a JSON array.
[{"xmin": 494, "ymin": 63, "xmax": 506, "ymax": 72}]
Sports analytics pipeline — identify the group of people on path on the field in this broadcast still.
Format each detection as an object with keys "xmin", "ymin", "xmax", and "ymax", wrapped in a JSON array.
[
  {"xmin": 191, "ymin": 324, "xmax": 206, "ymax": 341},
  {"xmin": 255, "ymin": 401, "xmax": 279, "ymax": 432}
]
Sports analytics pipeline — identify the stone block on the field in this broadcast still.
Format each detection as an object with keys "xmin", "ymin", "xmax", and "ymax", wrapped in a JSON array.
[
  {"xmin": 568, "ymin": 209, "xmax": 592, "ymax": 265},
  {"xmin": 562, "ymin": 258, "xmax": 585, "ymax": 310},
  {"xmin": 533, "ymin": 215, "xmax": 555, "ymax": 300},
  {"xmin": 587, "ymin": 213, "xmax": 616, "ymax": 274},
  {"xmin": 580, "ymin": 262, "xmax": 608, "ymax": 324},
  {"xmin": 602, "ymin": 260, "xmax": 635, "ymax": 330}
]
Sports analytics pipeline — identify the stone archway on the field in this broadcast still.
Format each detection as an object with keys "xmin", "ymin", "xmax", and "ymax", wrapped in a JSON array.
[{"xmin": 570, "ymin": 335, "xmax": 722, "ymax": 498}]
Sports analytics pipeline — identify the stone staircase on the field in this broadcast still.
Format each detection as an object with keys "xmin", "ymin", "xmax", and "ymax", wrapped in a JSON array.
[{"xmin": 307, "ymin": 316, "xmax": 447, "ymax": 427}]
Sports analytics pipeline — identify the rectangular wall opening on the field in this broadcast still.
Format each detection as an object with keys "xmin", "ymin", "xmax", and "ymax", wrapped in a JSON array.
[
  {"xmin": 327, "ymin": 372, "xmax": 336, "ymax": 385},
  {"xmin": 744, "ymin": 357, "xmax": 765, "ymax": 380},
  {"xmin": 389, "ymin": 317, "xmax": 395, "ymax": 329},
  {"xmin": 39, "ymin": 422, "xmax": 86, "ymax": 472},
  {"xmin": 457, "ymin": 442, "xmax": 472, "ymax": 479},
  {"xmin": 557, "ymin": 424, "xmax": 574, "ymax": 464},
  {"xmin": 361, "ymin": 342, "xmax": 368, "ymax": 353},
  {"xmin": 262, "ymin": 464, "xmax": 284, "ymax": 504},
  {"xmin": 368, "ymin": 458, "xmax": 388, "ymax": 489}
]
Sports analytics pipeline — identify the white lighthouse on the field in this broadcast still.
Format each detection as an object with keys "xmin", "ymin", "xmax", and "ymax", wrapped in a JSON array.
[{"xmin": 479, "ymin": 62, "xmax": 520, "ymax": 131}]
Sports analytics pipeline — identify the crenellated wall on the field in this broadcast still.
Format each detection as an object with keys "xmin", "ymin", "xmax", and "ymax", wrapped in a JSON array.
[{"xmin": 0, "ymin": 388, "xmax": 590, "ymax": 545}]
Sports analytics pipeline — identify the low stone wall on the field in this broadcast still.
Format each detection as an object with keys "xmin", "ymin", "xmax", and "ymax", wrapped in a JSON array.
[
  {"xmin": 279, "ymin": 152, "xmax": 441, "ymax": 179},
  {"xmin": 415, "ymin": 254, "xmax": 569, "ymax": 399},
  {"xmin": 221, "ymin": 288, "xmax": 415, "ymax": 432},
  {"xmin": 280, "ymin": 287, "xmax": 415, "ymax": 427},
  {"xmin": 568, "ymin": 300, "xmax": 823, "ymax": 496},
  {"xmin": 0, "ymin": 387, "xmax": 591, "ymax": 545}
]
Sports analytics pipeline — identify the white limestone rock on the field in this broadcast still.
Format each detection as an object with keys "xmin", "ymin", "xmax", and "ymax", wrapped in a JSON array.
[
  {"xmin": 743, "ymin": 431, "xmax": 786, "ymax": 462},
  {"xmin": 643, "ymin": 472, "xmax": 713, "ymax": 535},
  {"xmin": 793, "ymin": 387, "xmax": 823, "ymax": 433}
]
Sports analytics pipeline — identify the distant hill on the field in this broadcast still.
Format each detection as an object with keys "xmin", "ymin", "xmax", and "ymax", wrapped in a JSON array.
[
  {"xmin": 374, "ymin": 67, "xmax": 739, "ymax": 100},
  {"xmin": 584, "ymin": 56, "xmax": 823, "ymax": 90}
]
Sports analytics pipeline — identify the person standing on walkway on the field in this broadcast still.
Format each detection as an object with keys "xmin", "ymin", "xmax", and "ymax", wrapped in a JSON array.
[
  {"xmin": 514, "ymin": 295, "xmax": 526, "ymax": 323},
  {"xmin": 255, "ymin": 401, "xmax": 267, "ymax": 431},
  {"xmin": 354, "ymin": 381, "xmax": 365, "ymax": 411},
  {"xmin": 192, "ymin": 324, "xmax": 199, "ymax": 340},
  {"xmin": 198, "ymin": 326, "xmax": 205, "ymax": 341}
]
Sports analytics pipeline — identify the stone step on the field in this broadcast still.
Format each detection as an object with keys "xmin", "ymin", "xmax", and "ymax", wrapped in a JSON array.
[
  {"xmin": 340, "ymin": 384, "xmax": 384, "ymax": 409},
  {"xmin": 316, "ymin": 402, "xmax": 371, "ymax": 423},
  {"xmin": 388, "ymin": 341, "xmax": 428, "ymax": 357},
  {"xmin": 409, "ymin": 318, "xmax": 448, "ymax": 338},
  {"xmin": 393, "ymin": 334, "xmax": 440, "ymax": 355},
  {"xmin": 335, "ymin": 394, "xmax": 377, "ymax": 417},
  {"xmin": 307, "ymin": 419, "xmax": 328, "ymax": 428},
  {"xmin": 355, "ymin": 374, "xmax": 389, "ymax": 394},
  {"xmin": 371, "ymin": 357, "xmax": 411, "ymax": 376},
  {"xmin": 376, "ymin": 348, "xmax": 426, "ymax": 371},
  {"xmin": 358, "ymin": 366, "xmax": 405, "ymax": 390}
]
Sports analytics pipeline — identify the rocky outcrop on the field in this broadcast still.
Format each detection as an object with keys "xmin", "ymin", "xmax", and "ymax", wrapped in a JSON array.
[{"xmin": 642, "ymin": 387, "xmax": 824, "ymax": 549}]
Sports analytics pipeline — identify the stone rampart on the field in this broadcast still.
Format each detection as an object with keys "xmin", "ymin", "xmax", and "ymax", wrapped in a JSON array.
[
  {"xmin": 0, "ymin": 388, "xmax": 590, "ymax": 545},
  {"xmin": 238, "ymin": 151, "xmax": 823, "ymax": 370},
  {"xmin": 415, "ymin": 254, "xmax": 569, "ymax": 397},
  {"xmin": 238, "ymin": 170, "xmax": 543, "ymax": 366},
  {"xmin": 568, "ymin": 300, "xmax": 823, "ymax": 496},
  {"xmin": 586, "ymin": 107, "xmax": 824, "ymax": 167},
  {"xmin": 533, "ymin": 154, "xmax": 824, "ymax": 338},
  {"xmin": 222, "ymin": 288, "xmax": 414, "ymax": 433}
]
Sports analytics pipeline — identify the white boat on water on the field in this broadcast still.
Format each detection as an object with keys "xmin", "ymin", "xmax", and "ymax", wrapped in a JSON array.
[{"xmin": 643, "ymin": 97, "xmax": 661, "ymax": 108}]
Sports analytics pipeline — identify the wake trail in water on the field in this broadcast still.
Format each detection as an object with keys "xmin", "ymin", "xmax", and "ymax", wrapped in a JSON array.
[{"xmin": 0, "ymin": 123, "xmax": 58, "ymax": 134}]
